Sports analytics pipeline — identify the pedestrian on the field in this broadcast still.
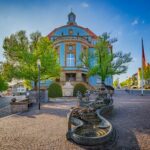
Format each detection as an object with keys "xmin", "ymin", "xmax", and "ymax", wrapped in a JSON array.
[{"xmin": 26, "ymin": 89, "xmax": 30, "ymax": 99}]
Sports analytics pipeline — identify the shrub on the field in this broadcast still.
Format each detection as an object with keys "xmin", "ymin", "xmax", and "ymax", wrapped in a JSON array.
[
  {"xmin": 48, "ymin": 82, "xmax": 62, "ymax": 98},
  {"xmin": 73, "ymin": 83, "xmax": 87, "ymax": 97}
]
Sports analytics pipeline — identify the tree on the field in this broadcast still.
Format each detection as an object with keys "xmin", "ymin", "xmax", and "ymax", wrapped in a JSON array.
[
  {"xmin": 131, "ymin": 75, "xmax": 138, "ymax": 86},
  {"xmin": 2, "ymin": 30, "xmax": 61, "ymax": 89},
  {"xmin": 23, "ymin": 80, "xmax": 32, "ymax": 90},
  {"xmin": 120, "ymin": 78, "xmax": 132, "ymax": 88},
  {"xmin": 120, "ymin": 80, "xmax": 128, "ymax": 87},
  {"xmin": 79, "ymin": 49, "xmax": 94, "ymax": 68},
  {"xmin": 113, "ymin": 79, "xmax": 119, "ymax": 88},
  {"xmin": 139, "ymin": 65, "xmax": 150, "ymax": 86},
  {"xmin": 0, "ymin": 75, "xmax": 8, "ymax": 92},
  {"xmin": 80, "ymin": 33, "xmax": 132, "ymax": 84},
  {"xmin": 143, "ymin": 65, "xmax": 150, "ymax": 81}
]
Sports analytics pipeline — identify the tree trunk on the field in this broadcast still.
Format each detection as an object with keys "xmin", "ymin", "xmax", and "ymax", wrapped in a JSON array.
[
  {"xmin": 33, "ymin": 81, "xmax": 39, "ymax": 102},
  {"xmin": 100, "ymin": 80, "xmax": 106, "ymax": 89},
  {"xmin": 101, "ymin": 80, "xmax": 105, "ymax": 85},
  {"xmin": 34, "ymin": 81, "xmax": 38, "ymax": 91}
]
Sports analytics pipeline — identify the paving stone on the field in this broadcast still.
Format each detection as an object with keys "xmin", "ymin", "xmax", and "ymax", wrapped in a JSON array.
[{"xmin": 0, "ymin": 91, "xmax": 150, "ymax": 150}]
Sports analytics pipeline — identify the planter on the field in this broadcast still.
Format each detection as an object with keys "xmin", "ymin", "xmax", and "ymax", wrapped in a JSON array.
[{"xmin": 10, "ymin": 99, "xmax": 29, "ymax": 113}]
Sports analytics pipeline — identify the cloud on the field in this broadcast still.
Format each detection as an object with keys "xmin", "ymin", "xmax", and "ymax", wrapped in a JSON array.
[
  {"xmin": 131, "ymin": 19, "xmax": 139, "ymax": 26},
  {"xmin": 81, "ymin": 2, "xmax": 89, "ymax": 8}
]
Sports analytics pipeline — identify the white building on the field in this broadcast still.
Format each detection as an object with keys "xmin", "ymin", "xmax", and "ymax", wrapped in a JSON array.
[{"xmin": 9, "ymin": 80, "xmax": 26, "ymax": 95}]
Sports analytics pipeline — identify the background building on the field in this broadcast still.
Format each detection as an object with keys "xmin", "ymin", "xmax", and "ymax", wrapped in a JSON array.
[{"xmin": 8, "ymin": 80, "xmax": 26, "ymax": 95}]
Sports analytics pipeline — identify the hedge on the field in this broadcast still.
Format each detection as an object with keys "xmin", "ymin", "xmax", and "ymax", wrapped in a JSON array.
[
  {"xmin": 48, "ymin": 82, "xmax": 62, "ymax": 98},
  {"xmin": 73, "ymin": 83, "xmax": 87, "ymax": 97}
]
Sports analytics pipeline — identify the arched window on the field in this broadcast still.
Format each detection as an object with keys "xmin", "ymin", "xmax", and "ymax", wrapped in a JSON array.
[{"xmin": 67, "ymin": 53, "xmax": 75, "ymax": 66}]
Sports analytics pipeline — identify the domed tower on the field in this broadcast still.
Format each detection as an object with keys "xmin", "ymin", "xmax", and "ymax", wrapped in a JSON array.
[{"xmin": 67, "ymin": 11, "xmax": 77, "ymax": 25}]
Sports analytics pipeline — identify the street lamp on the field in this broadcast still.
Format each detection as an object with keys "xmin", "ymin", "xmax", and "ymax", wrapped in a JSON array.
[{"xmin": 37, "ymin": 59, "xmax": 41, "ymax": 110}]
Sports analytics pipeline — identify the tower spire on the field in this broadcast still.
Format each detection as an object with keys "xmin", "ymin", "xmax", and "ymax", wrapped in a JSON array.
[
  {"xmin": 67, "ymin": 11, "xmax": 77, "ymax": 25},
  {"xmin": 141, "ymin": 38, "xmax": 147, "ymax": 96}
]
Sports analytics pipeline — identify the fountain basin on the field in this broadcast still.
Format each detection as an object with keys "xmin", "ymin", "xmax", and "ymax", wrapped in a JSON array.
[
  {"xmin": 71, "ymin": 125, "xmax": 113, "ymax": 146},
  {"xmin": 69, "ymin": 106, "xmax": 113, "ymax": 146},
  {"xmin": 66, "ymin": 92, "xmax": 115, "ymax": 146}
]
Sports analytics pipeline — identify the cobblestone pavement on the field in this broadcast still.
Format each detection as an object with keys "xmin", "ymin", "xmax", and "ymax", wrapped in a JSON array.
[{"xmin": 0, "ymin": 91, "xmax": 150, "ymax": 150}]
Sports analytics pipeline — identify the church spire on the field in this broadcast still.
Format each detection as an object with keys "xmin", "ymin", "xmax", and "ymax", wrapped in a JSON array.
[{"xmin": 67, "ymin": 11, "xmax": 77, "ymax": 25}]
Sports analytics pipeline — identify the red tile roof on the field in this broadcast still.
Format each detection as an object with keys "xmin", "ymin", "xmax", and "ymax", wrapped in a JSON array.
[{"xmin": 47, "ymin": 24, "xmax": 97, "ymax": 39}]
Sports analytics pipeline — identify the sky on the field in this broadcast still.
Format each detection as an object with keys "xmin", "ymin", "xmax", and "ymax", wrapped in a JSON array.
[{"xmin": 0, "ymin": 0, "xmax": 150, "ymax": 82}]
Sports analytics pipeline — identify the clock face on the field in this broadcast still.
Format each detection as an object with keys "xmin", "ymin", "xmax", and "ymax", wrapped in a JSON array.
[
  {"xmin": 69, "ymin": 45, "xmax": 73, "ymax": 50},
  {"xmin": 69, "ymin": 29, "xmax": 73, "ymax": 35}
]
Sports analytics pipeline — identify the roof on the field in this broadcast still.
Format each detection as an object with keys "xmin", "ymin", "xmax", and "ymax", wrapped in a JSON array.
[
  {"xmin": 133, "ymin": 73, "xmax": 138, "ymax": 76},
  {"xmin": 68, "ymin": 11, "xmax": 75, "ymax": 16},
  {"xmin": 47, "ymin": 24, "xmax": 97, "ymax": 39}
]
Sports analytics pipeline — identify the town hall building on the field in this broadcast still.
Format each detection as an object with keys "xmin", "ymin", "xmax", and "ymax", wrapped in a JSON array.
[{"xmin": 43, "ymin": 12, "xmax": 112, "ymax": 89}]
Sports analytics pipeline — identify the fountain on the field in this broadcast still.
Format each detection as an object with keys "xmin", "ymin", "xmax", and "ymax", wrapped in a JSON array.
[{"xmin": 66, "ymin": 85, "xmax": 116, "ymax": 147}]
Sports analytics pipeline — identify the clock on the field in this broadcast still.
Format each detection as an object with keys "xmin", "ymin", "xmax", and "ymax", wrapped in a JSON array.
[
  {"xmin": 69, "ymin": 29, "xmax": 73, "ymax": 35},
  {"xmin": 69, "ymin": 45, "xmax": 73, "ymax": 50}
]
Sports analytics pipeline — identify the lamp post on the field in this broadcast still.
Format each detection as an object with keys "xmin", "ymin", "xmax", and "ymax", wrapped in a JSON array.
[{"xmin": 37, "ymin": 59, "xmax": 41, "ymax": 110}]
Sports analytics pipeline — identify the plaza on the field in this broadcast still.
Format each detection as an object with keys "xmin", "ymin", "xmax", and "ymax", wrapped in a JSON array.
[
  {"xmin": 0, "ymin": 91, "xmax": 150, "ymax": 150},
  {"xmin": 0, "ymin": 1, "xmax": 150, "ymax": 150}
]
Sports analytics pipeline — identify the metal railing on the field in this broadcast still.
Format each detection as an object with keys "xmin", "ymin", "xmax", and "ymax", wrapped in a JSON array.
[{"xmin": 51, "ymin": 35, "xmax": 92, "ymax": 45}]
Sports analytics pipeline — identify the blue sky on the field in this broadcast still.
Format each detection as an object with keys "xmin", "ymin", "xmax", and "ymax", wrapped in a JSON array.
[{"xmin": 0, "ymin": 0, "xmax": 150, "ymax": 82}]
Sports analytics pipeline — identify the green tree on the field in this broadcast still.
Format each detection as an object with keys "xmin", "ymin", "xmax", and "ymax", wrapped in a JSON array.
[
  {"xmin": 143, "ymin": 65, "xmax": 150, "ymax": 80},
  {"xmin": 120, "ymin": 78, "xmax": 132, "ymax": 88},
  {"xmin": 113, "ymin": 79, "xmax": 119, "ymax": 88},
  {"xmin": 131, "ymin": 75, "xmax": 138, "ymax": 86},
  {"xmin": 80, "ymin": 33, "xmax": 132, "ymax": 84},
  {"xmin": 79, "ymin": 49, "xmax": 94, "ymax": 68},
  {"xmin": 0, "ymin": 75, "xmax": 8, "ymax": 92},
  {"xmin": 3, "ymin": 30, "xmax": 60, "ymax": 89},
  {"xmin": 23, "ymin": 80, "xmax": 32, "ymax": 90},
  {"xmin": 139, "ymin": 65, "xmax": 150, "ymax": 87},
  {"xmin": 120, "ymin": 80, "xmax": 127, "ymax": 87}
]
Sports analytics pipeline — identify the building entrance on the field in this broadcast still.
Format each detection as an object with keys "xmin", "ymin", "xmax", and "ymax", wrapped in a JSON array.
[{"xmin": 66, "ymin": 73, "xmax": 76, "ymax": 81}]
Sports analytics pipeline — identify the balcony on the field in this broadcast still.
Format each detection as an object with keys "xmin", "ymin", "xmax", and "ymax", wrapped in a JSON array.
[
  {"xmin": 52, "ymin": 35, "xmax": 93, "ymax": 46},
  {"xmin": 62, "ymin": 66, "xmax": 88, "ymax": 72}
]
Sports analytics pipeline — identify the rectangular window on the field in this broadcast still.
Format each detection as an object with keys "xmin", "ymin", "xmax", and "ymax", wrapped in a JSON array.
[{"xmin": 67, "ymin": 53, "xmax": 75, "ymax": 66}]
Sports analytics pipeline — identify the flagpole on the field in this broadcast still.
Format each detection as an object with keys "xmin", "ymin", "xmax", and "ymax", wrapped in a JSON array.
[
  {"xmin": 141, "ymin": 61, "xmax": 144, "ymax": 96},
  {"xmin": 141, "ymin": 38, "xmax": 144, "ymax": 96}
]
